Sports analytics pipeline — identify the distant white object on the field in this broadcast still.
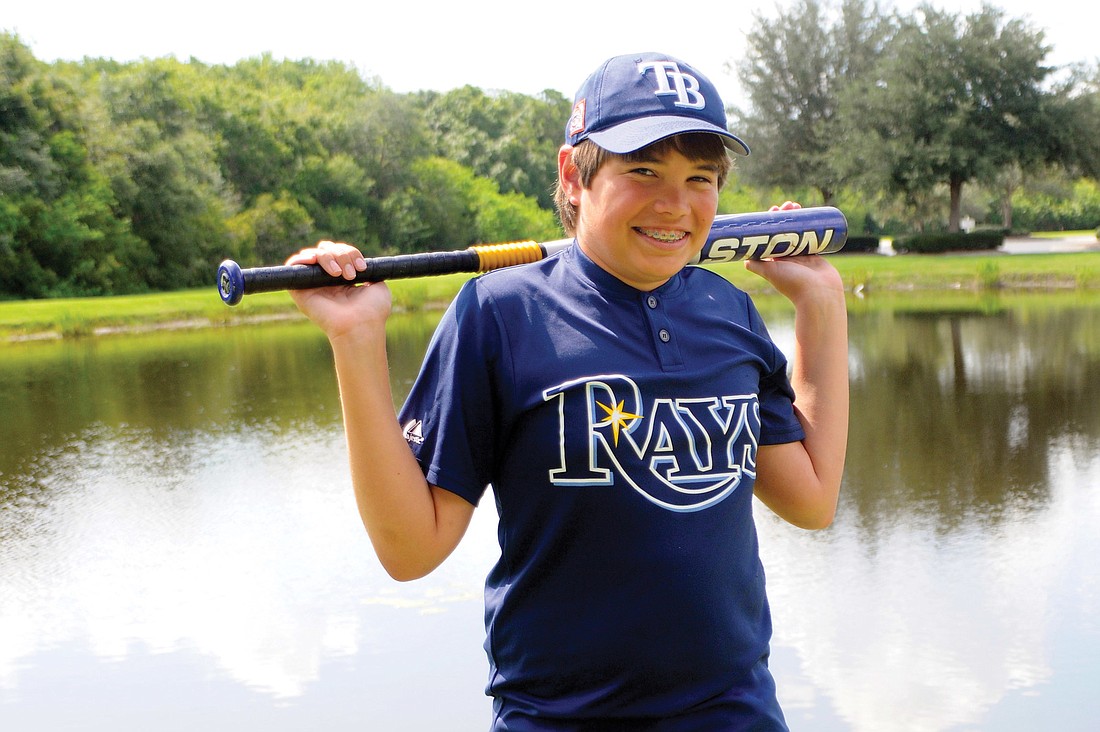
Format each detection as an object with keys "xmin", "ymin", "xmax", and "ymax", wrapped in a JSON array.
[{"xmin": 961, "ymin": 216, "xmax": 976, "ymax": 232}]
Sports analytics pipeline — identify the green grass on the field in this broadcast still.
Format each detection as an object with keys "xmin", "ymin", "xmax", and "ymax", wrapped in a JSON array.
[
  {"xmin": 0, "ymin": 288, "xmax": 280, "ymax": 339},
  {"xmin": 709, "ymin": 251, "xmax": 1100, "ymax": 294},
  {"xmin": 2, "ymin": 251, "xmax": 1098, "ymax": 340},
  {"xmin": 0, "ymin": 273, "xmax": 478, "ymax": 340},
  {"xmin": 1030, "ymin": 229, "xmax": 1094, "ymax": 239}
]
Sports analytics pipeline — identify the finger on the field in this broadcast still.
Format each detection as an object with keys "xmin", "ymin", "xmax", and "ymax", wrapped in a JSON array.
[
  {"xmin": 286, "ymin": 242, "xmax": 364, "ymax": 279},
  {"xmin": 284, "ymin": 248, "xmax": 321, "ymax": 266},
  {"xmin": 315, "ymin": 242, "xmax": 367, "ymax": 279}
]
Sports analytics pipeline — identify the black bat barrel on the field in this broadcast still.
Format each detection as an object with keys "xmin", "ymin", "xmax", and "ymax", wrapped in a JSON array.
[{"xmin": 217, "ymin": 249, "xmax": 482, "ymax": 305}]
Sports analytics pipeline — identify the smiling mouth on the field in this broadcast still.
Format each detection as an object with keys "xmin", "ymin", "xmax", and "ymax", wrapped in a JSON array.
[{"xmin": 635, "ymin": 227, "xmax": 688, "ymax": 243}]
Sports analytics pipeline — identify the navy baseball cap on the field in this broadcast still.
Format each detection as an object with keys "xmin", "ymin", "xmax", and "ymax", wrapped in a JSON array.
[{"xmin": 565, "ymin": 52, "xmax": 749, "ymax": 156}]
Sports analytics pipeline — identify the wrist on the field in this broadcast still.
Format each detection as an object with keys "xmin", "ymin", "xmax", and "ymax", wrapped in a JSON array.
[{"xmin": 327, "ymin": 317, "xmax": 387, "ymax": 350}]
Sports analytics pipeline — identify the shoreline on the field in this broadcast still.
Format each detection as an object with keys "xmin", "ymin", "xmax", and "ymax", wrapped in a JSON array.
[{"xmin": 3, "ymin": 312, "xmax": 308, "ymax": 343}]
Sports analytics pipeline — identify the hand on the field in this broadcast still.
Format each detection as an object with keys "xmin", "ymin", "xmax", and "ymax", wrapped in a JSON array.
[
  {"xmin": 747, "ymin": 201, "xmax": 844, "ymax": 303},
  {"xmin": 285, "ymin": 240, "xmax": 367, "ymax": 280},
  {"xmin": 745, "ymin": 253, "xmax": 844, "ymax": 306},
  {"xmin": 284, "ymin": 241, "xmax": 392, "ymax": 339}
]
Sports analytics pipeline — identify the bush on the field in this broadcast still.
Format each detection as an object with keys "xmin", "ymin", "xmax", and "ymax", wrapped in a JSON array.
[
  {"xmin": 893, "ymin": 230, "xmax": 1004, "ymax": 254},
  {"xmin": 841, "ymin": 235, "xmax": 881, "ymax": 253},
  {"xmin": 1009, "ymin": 178, "xmax": 1100, "ymax": 231}
]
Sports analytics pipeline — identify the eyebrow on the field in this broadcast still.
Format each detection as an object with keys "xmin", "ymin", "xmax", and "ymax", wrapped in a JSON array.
[{"xmin": 622, "ymin": 153, "xmax": 722, "ymax": 173}]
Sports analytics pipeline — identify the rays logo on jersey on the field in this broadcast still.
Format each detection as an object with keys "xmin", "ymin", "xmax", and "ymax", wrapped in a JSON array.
[{"xmin": 542, "ymin": 374, "xmax": 759, "ymax": 512}]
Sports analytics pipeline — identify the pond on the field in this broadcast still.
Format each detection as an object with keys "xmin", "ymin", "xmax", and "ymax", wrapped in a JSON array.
[{"xmin": 1, "ymin": 293, "xmax": 1098, "ymax": 731}]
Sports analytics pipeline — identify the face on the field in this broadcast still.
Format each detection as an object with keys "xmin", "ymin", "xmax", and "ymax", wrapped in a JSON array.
[{"xmin": 560, "ymin": 143, "xmax": 721, "ymax": 292}]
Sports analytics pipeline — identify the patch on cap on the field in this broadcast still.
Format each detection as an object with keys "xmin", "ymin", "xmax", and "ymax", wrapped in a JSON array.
[{"xmin": 568, "ymin": 99, "xmax": 587, "ymax": 138}]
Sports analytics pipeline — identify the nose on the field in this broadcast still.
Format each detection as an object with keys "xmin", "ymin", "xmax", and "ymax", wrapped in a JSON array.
[{"xmin": 653, "ymin": 181, "xmax": 690, "ymax": 216}]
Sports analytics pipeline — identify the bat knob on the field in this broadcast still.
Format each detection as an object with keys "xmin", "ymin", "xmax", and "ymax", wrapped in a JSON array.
[{"xmin": 218, "ymin": 260, "xmax": 245, "ymax": 306}]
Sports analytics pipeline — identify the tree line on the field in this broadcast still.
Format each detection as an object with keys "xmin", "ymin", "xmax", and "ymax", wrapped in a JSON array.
[
  {"xmin": 1, "ymin": 35, "xmax": 569, "ymax": 298},
  {"xmin": 733, "ymin": 0, "xmax": 1100, "ymax": 235},
  {"xmin": 3, "ymin": 0, "xmax": 1100, "ymax": 299}
]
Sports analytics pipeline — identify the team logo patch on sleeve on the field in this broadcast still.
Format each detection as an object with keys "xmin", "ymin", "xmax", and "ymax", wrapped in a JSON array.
[{"xmin": 403, "ymin": 419, "xmax": 425, "ymax": 446}]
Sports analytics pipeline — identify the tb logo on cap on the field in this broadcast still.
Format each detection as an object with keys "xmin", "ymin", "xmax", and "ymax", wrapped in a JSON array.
[{"xmin": 638, "ymin": 60, "xmax": 706, "ymax": 110}]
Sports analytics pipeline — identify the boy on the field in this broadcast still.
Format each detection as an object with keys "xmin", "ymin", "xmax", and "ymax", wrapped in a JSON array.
[{"xmin": 287, "ymin": 52, "xmax": 848, "ymax": 730}]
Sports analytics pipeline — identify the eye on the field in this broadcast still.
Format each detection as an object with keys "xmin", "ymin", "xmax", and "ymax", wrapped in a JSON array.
[{"xmin": 629, "ymin": 167, "xmax": 657, "ymax": 177}]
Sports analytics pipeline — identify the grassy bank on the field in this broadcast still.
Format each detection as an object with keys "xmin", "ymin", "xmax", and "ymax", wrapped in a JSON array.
[
  {"xmin": 2, "ymin": 252, "xmax": 1098, "ymax": 341},
  {"xmin": 0, "ymin": 272, "xmax": 474, "ymax": 340},
  {"xmin": 714, "ymin": 250, "xmax": 1100, "ymax": 292}
]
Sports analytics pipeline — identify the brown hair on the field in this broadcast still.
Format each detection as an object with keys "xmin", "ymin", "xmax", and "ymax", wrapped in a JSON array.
[{"xmin": 553, "ymin": 133, "xmax": 734, "ymax": 236}]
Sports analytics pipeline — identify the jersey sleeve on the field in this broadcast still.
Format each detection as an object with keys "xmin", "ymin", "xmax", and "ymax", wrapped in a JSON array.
[
  {"xmin": 745, "ymin": 295, "xmax": 806, "ymax": 446},
  {"xmin": 396, "ymin": 279, "xmax": 504, "ymax": 506}
]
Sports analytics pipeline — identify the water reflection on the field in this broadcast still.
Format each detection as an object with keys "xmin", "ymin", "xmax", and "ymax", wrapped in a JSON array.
[
  {"xmin": 1, "ymin": 316, "xmax": 496, "ymax": 729},
  {"xmin": 762, "ymin": 448, "xmax": 1100, "ymax": 731},
  {"xmin": 1, "ymin": 297, "xmax": 1099, "ymax": 731},
  {"xmin": 763, "ymin": 296, "xmax": 1100, "ymax": 731},
  {"xmin": 841, "ymin": 305, "xmax": 1100, "ymax": 529}
]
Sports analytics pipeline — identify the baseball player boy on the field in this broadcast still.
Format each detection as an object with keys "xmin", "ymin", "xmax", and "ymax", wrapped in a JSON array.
[{"xmin": 286, "ymin": 51, "xmax": 848, "ymax": 730}]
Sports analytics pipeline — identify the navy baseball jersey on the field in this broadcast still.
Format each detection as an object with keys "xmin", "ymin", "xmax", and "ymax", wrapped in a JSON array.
[{"xmin": 398, "ymin": 244, "xmax": 803, "ymax": 729}]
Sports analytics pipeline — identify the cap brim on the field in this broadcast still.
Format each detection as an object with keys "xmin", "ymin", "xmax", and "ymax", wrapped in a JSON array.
[{"xmin": 587, "ymin": 116, "xmax": 750, "ymax": 156}]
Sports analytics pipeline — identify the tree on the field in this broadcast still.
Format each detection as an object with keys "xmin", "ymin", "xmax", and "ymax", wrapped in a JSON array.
[
  {"xmin": 733, "ymin": 0, "xmax": 894, "ymax": 206},
  {"xmin": 0, "ymin": 34, "xmax": 148, "ymax": 297},
  {"xmin": 418, "ymin": 87, "xmax": 570, "ymax": 209},
  {"xmin": 835, "ymin": 3, "xmax": 1056, "ymax": 232},
  {"xmin": 85, "ymin": 59, "xmax": 241, "ymax": 289},
  {"xmin": 990, "ymin": 162, "xmax": 1023, "ymax": 230},
  {"xmin": 382, "ymin": 157, "xmax": 559, "ymax": 253},
  {"xmin": 226, "ymin": 191, "xmax": 314, "ymax": 265},
  {"xmin": 331, "ymin": 85, "xmax": 431, "ymax": 250},
  {"xmin": 0, "ymin": 33, "xmax": 62, "ymax": 297},
  {"xmin": 1041, "ymin": 63, "xmax": 1100, "ymax": 183}
]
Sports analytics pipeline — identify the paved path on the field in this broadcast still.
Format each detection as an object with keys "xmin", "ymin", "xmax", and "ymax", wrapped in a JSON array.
[
  {"xmin": 1000, "ymin": 234, "xmax": 1100, "ymax": 254},
  {"xmin": 876, "ymin": 234, "xmax": 1100, "ymax": 256}
]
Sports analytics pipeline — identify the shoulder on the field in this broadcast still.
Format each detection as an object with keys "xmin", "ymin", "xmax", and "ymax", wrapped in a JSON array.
[
  {"xmin": 464, "ymin": 249, "xmax": 568, "ymax": 307},
  {"xmin": 441, "ymin": 253, "xmax": 565, "ymax": 342},
  {"xmin": 672, "ymin": 267, "xmax": 780, "ymax": 345},
  {"xmin": 678, "ymin": 266, "xmax": 754, "ymax": 310}
]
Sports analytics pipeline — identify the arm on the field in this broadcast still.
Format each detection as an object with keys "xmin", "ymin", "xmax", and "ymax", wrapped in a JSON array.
[
  {"xmin": 745, "ymin": 232, "xmax": 849, "ymax": 530},
  {"xmin": 286, "ymin": 242, "xmax": 475, "ymax": 580}
]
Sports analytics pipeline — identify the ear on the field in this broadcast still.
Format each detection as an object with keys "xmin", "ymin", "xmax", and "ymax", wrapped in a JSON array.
[{"xmin": 558, "ymin": 145, "xmax": 582, "ymax": 206}]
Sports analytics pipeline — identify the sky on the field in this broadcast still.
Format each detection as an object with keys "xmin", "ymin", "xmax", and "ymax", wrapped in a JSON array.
[{"xmin": 5, "ymin": 0, "xmax": 1099, "ymax": 111}]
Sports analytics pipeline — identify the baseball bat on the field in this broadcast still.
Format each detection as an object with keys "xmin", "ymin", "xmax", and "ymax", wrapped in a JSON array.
[{"xmin": 217, "ymin": 206, "xmax": 847, "ymax": 306}]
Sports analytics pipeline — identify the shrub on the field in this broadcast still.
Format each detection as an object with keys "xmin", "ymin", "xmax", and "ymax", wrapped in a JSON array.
[
  {"xmin": 976, "ymin": 261, "xmax": 1001, "ymax": 289},
  {"xmin": 841, "ymin": 235, "xmax": 881, "ymax": 254},
  {"xmin": 893, "ymin": 230, "xmax": 1004, "ymax": 254}
]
